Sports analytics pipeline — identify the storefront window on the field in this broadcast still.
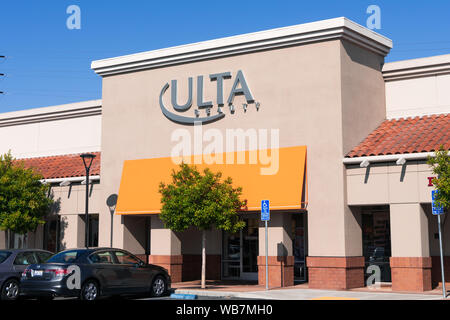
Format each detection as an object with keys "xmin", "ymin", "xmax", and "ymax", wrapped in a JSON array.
[
  {"xmin": 79, "ymin": 214, "xmax": 99, "ymax": 248},
  {"xmin": 88, "ymin": 214, "xmax": 99, "ymax": 248},
  {"xmin": 222, "ymin": 231, "xmax": 240, "ymax": 278},
  {"xmin": 242, "ymin": 219, "xmax": 258, "ymax": 273},
  {"xmin": 8, "ymin": 232, "xmax": 27, "ymax": 249},
  {"xmin": 222, "ymin": 217, "xmax": 259, "ymax": 280},
  {"xmin": 44, "ymin": 218, "xmax": 60, "ymax": 253},
  {"xmin": 292, "ymin": 214, "xmax": 307, "ymax": 282},
  {"xmin": 362, "ymin": 207, "xmax": 391, "ymax": 283}
]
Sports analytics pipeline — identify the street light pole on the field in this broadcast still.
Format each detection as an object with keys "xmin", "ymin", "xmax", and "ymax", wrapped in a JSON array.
[{"xmin": 80, "ymin": 153, "xmax": 96, "ymax": 249}]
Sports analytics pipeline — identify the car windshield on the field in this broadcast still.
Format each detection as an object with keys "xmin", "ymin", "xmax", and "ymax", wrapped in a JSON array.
[
  {"xmin": 0, "ymin": 251, "xmax": 12, "ymax": 264},
  {"xmin": 46, "ymin": 250, "xmax": 85, "ymax": 263}
]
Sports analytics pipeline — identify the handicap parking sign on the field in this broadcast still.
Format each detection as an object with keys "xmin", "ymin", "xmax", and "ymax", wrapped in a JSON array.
[
  {"xmin": 261, "ymin": 200, "xmax": 270, "ymax": 221},
  {"xmin": 432, "ymin": 190, "xmax": 445, "ymax": 215}
]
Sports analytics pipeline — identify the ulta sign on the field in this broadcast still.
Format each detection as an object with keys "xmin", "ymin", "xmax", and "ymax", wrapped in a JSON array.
[{"xmin": 159, "ymin": 70, "xmax": 260, "ymax": 125}]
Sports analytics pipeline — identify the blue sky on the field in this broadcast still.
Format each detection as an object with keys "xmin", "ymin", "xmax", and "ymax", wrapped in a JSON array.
[{"xmin": 1, "ymin": 0, "xmax": 450, "ymax": 112}]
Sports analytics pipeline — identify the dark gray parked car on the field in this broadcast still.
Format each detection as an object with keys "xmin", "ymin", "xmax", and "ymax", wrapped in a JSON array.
[
  {"xmin": 20, "ymin": 248, "xmax": 171, "ymax": 300},
  {"xmin": 0, "ymin": 249, "xmax": 53, "ymax": 300}
]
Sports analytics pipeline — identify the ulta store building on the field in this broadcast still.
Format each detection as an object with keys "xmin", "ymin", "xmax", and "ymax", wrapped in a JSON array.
[{"xmin": 1, "ymin": 17, "xmax": 449, "ymax": 292}]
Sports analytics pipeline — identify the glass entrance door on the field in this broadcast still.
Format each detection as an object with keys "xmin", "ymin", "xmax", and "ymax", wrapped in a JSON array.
[
  {"xmin": 362, "ymin": 207, "xmax": 392, "ymax": 283},
  {"xmin": 222, "ymin": 230, "xmax": 240, "ymax": 279},
  {"xmin": 292, "ymin": 213, "xmax": 308, "ymax": 282},
  {"xmin": 222, "ymin": 218, "xmax": 259, "ymax": 280}
]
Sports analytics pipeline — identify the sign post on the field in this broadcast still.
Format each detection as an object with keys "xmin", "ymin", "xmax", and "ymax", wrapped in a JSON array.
[
  {"xmin": 261, "ymin": 200, "xmax": 270, "ymax": 291},
  {"xmin": 432, "ymin": 190, "xmax": 446, "ymax": 299}
]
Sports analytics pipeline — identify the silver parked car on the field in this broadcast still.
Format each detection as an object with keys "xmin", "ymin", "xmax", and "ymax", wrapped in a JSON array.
[{"xmin": 0, "ymin": 249, "xmax": 53, "ymax": 300}]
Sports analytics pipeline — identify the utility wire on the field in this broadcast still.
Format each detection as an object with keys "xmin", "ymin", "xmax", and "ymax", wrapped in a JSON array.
[{"xmin": 0, "ymin": 55, "xmax": 4, "ymax": 95}]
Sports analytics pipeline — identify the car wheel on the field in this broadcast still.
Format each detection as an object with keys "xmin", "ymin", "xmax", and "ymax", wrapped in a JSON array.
[
  {"xmin": 1, "ymin": 279, "xmax": 20, "ymax": 301},
  {"xmin": 80, "ymin": 280, "xmax": 99, "ymax": 301},
  {"xmin": 151, "ymin": 275, "xmax": 167, "ymax": 297}
]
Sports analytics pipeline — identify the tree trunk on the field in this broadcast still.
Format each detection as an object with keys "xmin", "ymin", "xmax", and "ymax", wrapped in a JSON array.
[{"xmin": 201, "ymin": 229, "xmax": 206, "ymax": 289}]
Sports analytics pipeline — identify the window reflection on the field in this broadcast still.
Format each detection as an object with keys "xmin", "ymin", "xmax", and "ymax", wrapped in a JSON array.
[{"xmin": 362, "ymin": 207, "xmax": 391, "ymax": 283}]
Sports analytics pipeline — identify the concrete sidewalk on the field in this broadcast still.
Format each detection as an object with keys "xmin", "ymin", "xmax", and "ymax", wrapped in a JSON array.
[{"xmin": 173, "ymin": 287, "xmax": 446, "ymax": 300}]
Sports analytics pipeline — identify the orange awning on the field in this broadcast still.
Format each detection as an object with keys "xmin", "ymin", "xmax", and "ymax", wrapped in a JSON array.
[{"xmin": 115, "ymin": 145, "xmax": 307, "ymax": 214}]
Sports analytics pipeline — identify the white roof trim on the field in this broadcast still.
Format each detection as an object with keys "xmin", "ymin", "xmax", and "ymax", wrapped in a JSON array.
[
  {"xmin": 383, "ymin": 54, "xmax": 450, "ymax": 81},
  {"xmin": 0, "ymin": 99, "xmax": 102, "ymax": 127},
  {"xmin": 91, "ymin": 17, "xmax": 392, "ymax": 76},
  {"xmin": 343, "ymin": 152, "xmax": 449, "ymax": 165},
  {"xmin": 41, "ymin": 175, "xmax": 100, "ymax": 184},
  {"xmin": 12, "ymin": 148, "xmax": 101, "ymax": 160}
]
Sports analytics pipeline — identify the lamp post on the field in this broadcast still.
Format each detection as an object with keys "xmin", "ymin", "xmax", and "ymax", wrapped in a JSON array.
[{"xmin": 80, "ymin": 153, "xmax": 96, "ymax": 248}]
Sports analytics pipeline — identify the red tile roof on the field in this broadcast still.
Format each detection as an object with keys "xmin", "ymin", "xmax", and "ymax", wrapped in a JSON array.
[
  {"xmin": 346, "ymin": 114, "xmax": 450, "ymax": 158},
  {"xmin": 14, "ymin": 152, "xmax": 101, "ymax": 179}
]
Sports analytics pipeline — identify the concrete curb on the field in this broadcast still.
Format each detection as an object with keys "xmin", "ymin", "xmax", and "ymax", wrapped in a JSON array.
[
  {"xmin": 173, "ymin": 288, "xmax": 445, "ymax": 300},
  {"xmin": 174, "ymin": 289, "xmax": 263, "ymax": 299},
  {"xmin": 170, "ymin": 293, "xmax": 198, "ymax": 300}
]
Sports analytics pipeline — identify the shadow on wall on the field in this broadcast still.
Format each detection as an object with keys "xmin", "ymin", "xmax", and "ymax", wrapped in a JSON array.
[
  {"xmin": 47, "ymin": 189, "xmax": 67, "ymax": 251},
  {"xmin": 277, "ymin": 242, "xmax": 288, "ymax": 286},
  {"xmin": 48, "ymin": 191, "xmax": 61, "ymax": 215},
  {"xmin": 400, "ymin": 163, "xmax": 407, "ymax": 182},
  {"xmin": 363, "ymin": 162, "xmax": 409, "ymax": 185},
  {"xmin": 341, "ymin": 40, "xmax": 384, "ymax": 72},
  {"xmin": 364, "ymin": 166, "xmax": 370, "ymax": 184},
  {"xmin": 106, "ymin": 194, "xmax": 118, "ymax": 248},
  {"xmin": 58, "ymin": 216, "xmax": 68, "ymax": 251}
]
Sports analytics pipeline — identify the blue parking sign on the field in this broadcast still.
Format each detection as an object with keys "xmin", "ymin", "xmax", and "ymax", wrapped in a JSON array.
[
  {"xmin": 432, "ymin": 190, "xmax": 445, "ymax": 215},
  {"xmin": 261, "ymin": 200, "xmax": 270, "ymax": 221}
]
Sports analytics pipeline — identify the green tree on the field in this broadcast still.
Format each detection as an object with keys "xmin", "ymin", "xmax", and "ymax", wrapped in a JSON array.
[
  {"xmin": 427, "ymin": 145, "xmax": 450, "ymax": 209},
  {"xmin": 159, "ymin": 163, "xmax": 246, "ymax": 288},
  {"xmin": 0, "ymin": 152, "xmax": 53, "ymax": 247}
]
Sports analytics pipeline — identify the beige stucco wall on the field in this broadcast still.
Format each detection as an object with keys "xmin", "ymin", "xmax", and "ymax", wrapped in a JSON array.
[
  {"xmin": 385, "ymin": 73, "xmax": 450, "ymax": 119},
  {"xmin": 122, "ymin": 216, "xmax": 148, "ymax": 254},
  {"xmin": 390, "ymin": 203, "xmax": 430, "ymax": 257},
  {"xmin": 0, "ymin": 183, "xmax": 102, "ymax": 250},
  {"xmin": 327, "ymin": 41, "xmax": 386, "ymax": 257},
  {"xmin": 149, "ymin": 215, "xmax": 223, "ymax": 256},
  {"xmin": 60, "ymin": 214, "xmax": 85, "ymax": 250},
  {"xmin": 178, "ymin": 227, "xmax": 222, "ymax": 255},
  {"xmin": 51, "ymin": 183, "xmax": 102, "ymax": 250},
  {"xmin": 346, "ymin": 161, "xmax": 435, "ymax": 205},
  {"xmin": 150, "ymin": 215, "xmax": 180, "ymax": 255},
  {"xmin": 98, "ymin": 38, "xmax": 387, "ymax": 258},
  {"xmin": 49, "ymin": 183, "xmax": 102, "ymax": 215},
  {"xmin": 259, "ymin": 213, "xmax": 293, "ymax": 256},
  {"xmin": 347, "ymin": 159, "xmax": 442, "ymax": 259},
  {"xmin": 0, "ymin": 102, "xmax": 101, "ymax": 159}
]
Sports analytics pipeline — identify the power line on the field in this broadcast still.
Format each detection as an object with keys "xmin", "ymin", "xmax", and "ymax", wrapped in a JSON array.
[{"xmin": 0, "ymin": 55, "xmax": 4, "ymax": 95}]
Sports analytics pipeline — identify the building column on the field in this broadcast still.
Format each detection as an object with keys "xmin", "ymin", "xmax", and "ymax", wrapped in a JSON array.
[
  {"xmin": 307, "ymin": 256, "xmax": 365, "ymax": 289},
  {"xmin": 148, "ymin": 215, "xmax": 183, "ymax": 283},
  {"xmin": 60, "ymin": 214, "xmax": 85, "ymax": 250},
  {"xmin": 306, "ymin": 206, "xmax": 365, "ymax": 290},
  {"xmin": 258, "ymin": 213, "xmax": 294, "ymax": 288},
  {"xmin": 390, "ymin": 203, "xmax": 432, "ymax": 292}
]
